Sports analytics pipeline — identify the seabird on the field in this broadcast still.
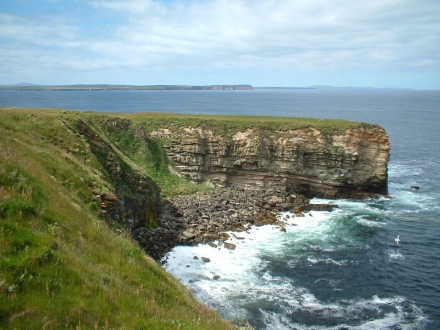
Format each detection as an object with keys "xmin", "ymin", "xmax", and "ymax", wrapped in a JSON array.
[{"xmin": 395, "ymin": 235, "xmax": 401, "ymax": 245}]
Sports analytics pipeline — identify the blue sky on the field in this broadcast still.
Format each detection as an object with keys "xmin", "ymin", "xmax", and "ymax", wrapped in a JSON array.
[{"xmin": 1, "ymin": 0, "xmax": 439, "ymax": 89}]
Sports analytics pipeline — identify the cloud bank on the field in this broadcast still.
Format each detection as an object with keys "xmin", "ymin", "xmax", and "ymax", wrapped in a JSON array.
[{"xmin": 0, "ymin": 0, "xmax": 439, "ymax": 87}]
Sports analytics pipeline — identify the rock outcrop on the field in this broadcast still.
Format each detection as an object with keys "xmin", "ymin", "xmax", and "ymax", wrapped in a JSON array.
[{"xmin": 151, "ymin": 124, "xmax": 389, "ymax": 199}]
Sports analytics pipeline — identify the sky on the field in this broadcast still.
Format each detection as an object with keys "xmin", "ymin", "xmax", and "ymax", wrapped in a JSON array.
[{"xmin": 0, "ymin": 0, "xmax": 439, "ymax": 89}]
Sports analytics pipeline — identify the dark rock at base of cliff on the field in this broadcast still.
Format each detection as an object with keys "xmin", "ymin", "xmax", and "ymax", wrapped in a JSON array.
[
  {"xmin": 133, "ymin": 187, "xmax": 333, "ymax": 260},
  {"xmin": 303, "ymin": 203, "xmax": 339, "ymax": 212}
]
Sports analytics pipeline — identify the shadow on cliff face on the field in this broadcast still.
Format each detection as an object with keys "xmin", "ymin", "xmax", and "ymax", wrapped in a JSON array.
[{"xmin": 76, "ymin": 119, "xmax": 161, "ymax": 229}]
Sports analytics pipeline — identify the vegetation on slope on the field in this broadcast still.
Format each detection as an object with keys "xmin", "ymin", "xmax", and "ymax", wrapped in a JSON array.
[
  {"xmin": 79, "ymin": 112, "xmax": 211, "ymax": 198},
  {"xmin": 0, "ymin": 108, "xmax": 238, "ymax": 329},
  {"xmin": 124, "ymin": 111, "xmax": 365, "ymax": 137}
]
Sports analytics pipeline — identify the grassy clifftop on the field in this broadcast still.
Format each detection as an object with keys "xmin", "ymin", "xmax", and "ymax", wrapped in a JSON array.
[
  {"xmin": 0, "ymin": 107, "xmax": 365, "ymax": 328},
  {"xmin": 0, "ymin": 108, "xmax": 238, "ymax": 329}
]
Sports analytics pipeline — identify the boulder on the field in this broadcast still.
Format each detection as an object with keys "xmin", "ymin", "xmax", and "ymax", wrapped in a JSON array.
[
  {"xmin": 182, "ymin": 231, "xmax": 196, "ymax": 239},
  {"xmin": 224, "ymin": 242, "xmax": 236, "ymax": 250},
  {"xmin": 269, "ymin": 196, "xmax": 282, "ymax": 204},
  {"xmin": 219, "ymin": 232, "xmax": 230, "ymax": 241},
  {"xmin": 202, "ymin": 234, "xmax": 220, "ymax": 240}
]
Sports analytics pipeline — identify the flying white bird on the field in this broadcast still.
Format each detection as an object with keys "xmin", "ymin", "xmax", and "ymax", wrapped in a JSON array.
[{"xmin": 395, "ymin": 235, "xmax": 401, "ymax": 244}]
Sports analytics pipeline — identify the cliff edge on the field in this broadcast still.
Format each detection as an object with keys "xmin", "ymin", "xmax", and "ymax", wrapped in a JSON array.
[{"xmin": 149, "ymin": 121, "xmax": 389, "ymax": 199}]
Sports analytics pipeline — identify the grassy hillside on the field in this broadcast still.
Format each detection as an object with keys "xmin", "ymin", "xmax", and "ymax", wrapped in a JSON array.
[{"xmin": 0, "ymin": 108, "xmax": 240, "ymax": 329}]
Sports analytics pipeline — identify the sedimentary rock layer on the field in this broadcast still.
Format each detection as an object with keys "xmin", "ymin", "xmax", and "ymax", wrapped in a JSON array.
[{"xmin": 151, "ymin": 124, "xmax": 389, "ymax": 199}]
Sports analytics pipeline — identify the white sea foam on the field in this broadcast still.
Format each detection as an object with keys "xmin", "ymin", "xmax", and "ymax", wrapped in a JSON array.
[
  {"xmin": 388, "ymin": 163, "xmax": 424, "ymax": 177},
  {"xmin": 388, "ymin": 249, "xmax": 406, "ymax": 260},
  {"xmin": 260, "ymin": 295, "xmax": 427, "ymax": 330},
  {"xmin": 387, "ymin": 161, "xmax": 440, "ymax": 215},
  {"xmin": 163, "ymin": 204, "xmax": 428, "ymax": 329},
  {"xmin": 313, "ymin": 198, "xmax": 386, "ymax": 218},
  {"xmin": 307, "ymin": 257, "xmax": 349, "ymax": 266},
  {"xmin": 388, "ymin": 188, "xmax": 440, "ymax": 214},
  {"xmin": 163, "ymin": 210, "xmax": 335, "ymax": 316},
  {"xmin": 354, "ymin": 215, "xmax": 386, "ymax": 228},
  {"xmin": 164, "ymin": 211, "xmax": 330, "ymax": 276}
]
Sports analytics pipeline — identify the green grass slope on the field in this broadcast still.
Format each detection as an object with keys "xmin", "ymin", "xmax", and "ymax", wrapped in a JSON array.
[{"xmin": 0, "ymin": 108, "xmax": 239, "ymax": 329}]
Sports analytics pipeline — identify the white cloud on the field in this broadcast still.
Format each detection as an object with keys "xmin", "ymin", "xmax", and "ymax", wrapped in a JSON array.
[
  {"xmin": 0, "ymin": 13, "xmax": 78, "ymax": 45},
  {"xmin": 1, "ymin": 0, "xmax": 439, "ymax": 85},
  {"xmin": 84, "ymin": 0, "xmax": 440, "ymax": 71}
]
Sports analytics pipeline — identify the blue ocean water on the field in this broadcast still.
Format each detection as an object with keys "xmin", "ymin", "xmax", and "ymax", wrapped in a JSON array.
[{"xmin": 1, "ymin": 88, "xmax": 439, "ymax": 329}]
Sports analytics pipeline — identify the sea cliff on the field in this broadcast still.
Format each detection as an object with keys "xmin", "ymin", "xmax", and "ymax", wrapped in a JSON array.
[
  {"xmin": 91, "ymin": 114, "xmax": 389, "ymax": 258},
  {"xmin": 67, "ymin": 113, "xmax": 390, "ymax": 258},
  {"xmin": 150, "ymin": 122, "xmax": 389, "ymax": 199}
]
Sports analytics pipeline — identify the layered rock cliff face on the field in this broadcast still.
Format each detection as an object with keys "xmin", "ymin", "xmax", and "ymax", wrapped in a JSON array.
[{"xmin": 151, "ymin": 124, "xmax": 389, "ymax": 199}]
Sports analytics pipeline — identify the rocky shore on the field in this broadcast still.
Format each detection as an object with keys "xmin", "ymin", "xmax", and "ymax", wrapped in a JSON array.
[{"xmin": 132, "ymin": 188, "xmax": 337, "ymax": 260}]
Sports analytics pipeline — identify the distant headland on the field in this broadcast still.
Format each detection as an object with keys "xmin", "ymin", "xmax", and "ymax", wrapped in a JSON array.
[
  {"xmin": 0, "ymin": 84, "xmax": 254, "ymax": 91},
  {"xmin": 1, "ymin": 84, "xmax": 416, "ymax": 91}
]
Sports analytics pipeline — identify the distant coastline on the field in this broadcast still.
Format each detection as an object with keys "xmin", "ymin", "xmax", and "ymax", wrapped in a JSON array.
[
  {"xmin": 0, "ymin": 84, "xmax": 254, "ymax": 91},
  {"xmin": 253, "ymin": 86, "xmax": 316, "ymax": 90},
  {"xmin": 0, "ymin": 84, "xmax": 418, "ymax": 91}
]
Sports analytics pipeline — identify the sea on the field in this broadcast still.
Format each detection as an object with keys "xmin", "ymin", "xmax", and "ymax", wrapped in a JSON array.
[{"xmin": 1, "ymin": 88, "xmax": 439, "ymax": 329}]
